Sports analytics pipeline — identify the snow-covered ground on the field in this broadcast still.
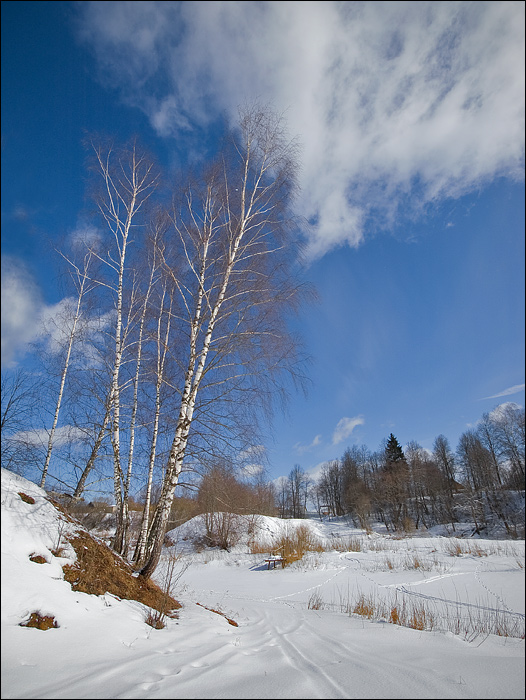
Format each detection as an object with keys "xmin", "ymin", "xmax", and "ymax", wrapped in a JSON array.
[{"xmin": 1, "ymin": 468, "xmax": 524, "ymax": 699}]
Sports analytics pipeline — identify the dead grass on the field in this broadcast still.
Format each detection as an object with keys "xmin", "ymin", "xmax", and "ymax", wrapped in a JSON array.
[
  {"xmin": 307, "ymin": 590, "xmax": 324, "ymax": 610},
  {"xmin": 18, "ymin": 492, "xmax": 35, "ymax": 505},
  {"xmin": 29, "ymin": 554, "xmax": 47, "ymax": 564},
  {"xmin": 248, "ymin": 539, "xmax": 271, "ymax": 555},
  {"xmin": 409, "ymin": 605, "xmax": 431, "ymax": 631},
  {"xmin": 444, "ymin": 539, "xmax": 489, "ymax": 557},
  {"xmin": 20, "ymin": 612, "xmax": 58, "ymax": 630},
  {"xmin": 62, "ymin": 530, "xmax": 181, "ymax": 620},
  {"xmin": 273, "ymin": 524, "xmax": 324, "ymax": 566},
  {"xmin": 249, "ymin": 524, "xmax": 324, "ymax": 565},
  {"xmin": 309, "ymin": 586, "xmax": 523, "ymax": 640},
  {"xmin": 196, "ymin": 602, "xmax": 238, "ymax": 627},
  {"xmin": 330, "ymin": 536, "xmax": 363, "ymax": 552},
  {"xmin": 353, "ymin": 594, "xmax": 375, "ymax": 618}
]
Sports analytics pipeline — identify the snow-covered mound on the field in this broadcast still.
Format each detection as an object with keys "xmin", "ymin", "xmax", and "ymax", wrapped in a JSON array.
[{"xmin": 166, "ymin": 512, "xmax": 329, "ymax": 553}]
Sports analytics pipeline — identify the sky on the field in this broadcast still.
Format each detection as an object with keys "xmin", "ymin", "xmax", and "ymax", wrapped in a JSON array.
[
  {"xmin": 2, "ymin": 467, "xmax": 525, "ymax": 699},
  {"xmin": 1, "ymin": 1, "xmax": 525, "ymax": 486}
]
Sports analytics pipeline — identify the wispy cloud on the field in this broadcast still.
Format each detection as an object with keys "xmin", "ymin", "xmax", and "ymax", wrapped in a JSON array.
[
  {"xmin": 77, "ymin": 1, "xmax": 525, "ymax": 259},
  {"xmin": 238, "ymin": 445, "xmax": 266, "ymax": 463},
  {"xmin": 481, "ymin": 384, "xmax": 525, "ymax": 400},
  {"xmin": 237, "ymin": 445, "xmax": 266, "ymax": 480},
  {"xmin": 294, "ymin": 434, "xmax": 322, "ymax": 455},
  {"xmin": 332, "ymin": 416, "xmax": 365, "ymax": 445},
  {"xmin": 1, "ymin": 254, "xmax": 111, "ymax": 369},
  {"xmin": 12, "ymin": 425, "xmax": 85, "ymax": 448},
  {"xmin": 1, "ymin": 256, "xmax": 43, "ymax": 367},
  {"xmin": 69, "ymin": 222, "xmax": 102, "ymax": 252},
  {"xmin": 239, "ymin": 463, "xmax": 265, "ymax": 480}
]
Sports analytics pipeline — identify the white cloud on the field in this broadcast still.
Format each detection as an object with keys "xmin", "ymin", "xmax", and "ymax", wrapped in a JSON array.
[
  {"xmin": 332, "ymin": 416, "xmax": 365, "ymax": 445},
  {"xmin": 239, "ymin": 463, "xmax": 265, "ymax": 480},
  {"xmin": 1, "ymin": 256, "xmax": 43, "ymax": 367},
  {"xmin": 77, "ymin": 1, "xmax": 525, "ymax": 260},
  {"xmin": 481, "ymin": 384, "xmax": 525, "ymax": 400},
  {"xmin": 488, "ymin": 402, "xmax": 523, "ymax": 423},
  {"xmin": 238, "ymin": 445, "xmax": 266, "ymax": 463},
  {"xmin": 12, "ymin": 424, "xmax": 85, "ymax": 448},
  {"xmin": 294, "ymin": 434, "xmax": 322, "ymax": 455},
  {"xmin": 1, "ymin": 255, "xmax": 111, "ymax": 369},
  {"xmin": 69, "ymin": 223, "xmax": 102, "ymax": 252},
  {"xmin": 304, "ymin": 460, "xmax": 331, "ymax": 483},
  {"xmin": 237, "ymin": 445, "xmax": 266, "ymax": 480},
  {"xmin": 39, "ymin": 298, "xmax": 80, "ymax": 354}
]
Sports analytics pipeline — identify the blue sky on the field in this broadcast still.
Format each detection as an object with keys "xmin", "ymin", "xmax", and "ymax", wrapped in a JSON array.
[{"xmin": 2, "ymin": 1, "xmax": 524, "ymax": 484}]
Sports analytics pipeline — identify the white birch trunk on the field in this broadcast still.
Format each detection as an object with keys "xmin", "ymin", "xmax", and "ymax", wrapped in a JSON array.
[
  {"xmin": 134, "ymin": 288, "xmax": 172, "ymax": 566},
  {"xmin": 40, "ymin": 255, "xmax": 92, "ymax": 489}
]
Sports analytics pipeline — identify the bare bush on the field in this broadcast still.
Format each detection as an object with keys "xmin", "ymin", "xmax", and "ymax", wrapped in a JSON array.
[
  {"xmin": 144, "ymin": 551, "xmax": 187, "ymax": 630},
  {"xmin": 196, "ymin": 512, "xmax": 243, "ymax": 551}
]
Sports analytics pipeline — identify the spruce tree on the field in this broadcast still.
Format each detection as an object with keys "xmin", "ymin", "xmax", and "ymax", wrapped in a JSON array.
[{"xmin": 385, "ymin": 433, "xmax": 405, "ymax": 466}]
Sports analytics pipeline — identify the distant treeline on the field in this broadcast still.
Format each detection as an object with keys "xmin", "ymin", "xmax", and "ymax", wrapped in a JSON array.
[{"xmin": 273, "ymin": 405, "xmax": 524, "ymax": 537}]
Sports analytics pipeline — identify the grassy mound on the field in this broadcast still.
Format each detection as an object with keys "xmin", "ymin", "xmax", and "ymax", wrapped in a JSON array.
[{"xmin": 63, "ymin": 530, "xmax": 181, "ymax": 618}]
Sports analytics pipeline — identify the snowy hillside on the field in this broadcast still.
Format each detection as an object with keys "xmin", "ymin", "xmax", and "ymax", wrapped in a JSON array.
[{"xmin": 1, "ymin": 468, "xmax": 525, "ymax": 699}]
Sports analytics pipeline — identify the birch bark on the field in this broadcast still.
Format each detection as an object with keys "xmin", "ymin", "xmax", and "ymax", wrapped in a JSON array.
[{"xmin": 40, "ymin": 252, "xmax": 93, "ymax": 489}]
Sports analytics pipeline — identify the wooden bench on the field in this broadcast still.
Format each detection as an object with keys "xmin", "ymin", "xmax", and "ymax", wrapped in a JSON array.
[{"xmin": 264, "ymin": 556, "xmax": 284, "ymax": 569}]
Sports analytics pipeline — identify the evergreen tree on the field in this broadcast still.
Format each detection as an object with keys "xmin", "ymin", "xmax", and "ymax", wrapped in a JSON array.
[{"xmin": 384, "ymin": 433, "xmax": 405, "ymax": 467}]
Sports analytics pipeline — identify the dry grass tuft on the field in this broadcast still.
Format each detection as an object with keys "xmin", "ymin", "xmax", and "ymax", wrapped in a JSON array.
[
  {"xmin": 144, "ymin": 610, "xmax": 167, "ymax": 629},
  {"xmin": 248, "ymin": 540, "xmax": 270, "ymax": 555},
  {"xmin": 20, "ymin": 612, "xmax": 58, "ymax": 630},
  {"xmin": 330, "ymin": 536, "xmax": 362, "ymax": 552},
  {"xmin": 29, "ymin": 554, "xmax": 47, "ymax": 564},
  {"xmin": 409, "ymin": 605, "xmax": 431, "ymax": 631},
  {"xmin": 308, "ymin": 590, "xmax": 324, "ymax": 610},
  {"xmin": 389, "ymin": 606, "xmax": 400, "ymax": 624},
  {"xmin": 249, "ymin": 524, "xmax": 324, "ymax": 565},
  {"xmin": 353, "ymin": 594, "xmax": 375, "ymax": 618},
  {"xmin": 62, "ymin": 530, "xmax": 181, "ymax": 619},
  {"xmin": 444, "ymin": 539, "xmax": 489, "ymax": 558},
  {"xmin": 18, "ymin": 492, "xmax": 35, "ymax": 505},
  {"xmin": 273, "ymin": 524, "xmax": 324, "ymax": 566}
]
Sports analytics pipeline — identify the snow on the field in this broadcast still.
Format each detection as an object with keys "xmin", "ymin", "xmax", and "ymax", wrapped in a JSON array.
[{"xmin": 1, "ymin": 468, "xmax": 524, "ymax": 699}]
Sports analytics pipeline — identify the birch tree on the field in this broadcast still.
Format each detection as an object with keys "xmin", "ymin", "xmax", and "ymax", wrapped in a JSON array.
[
  {"xmin": 132, "ymin": 227, "xmax": 175, "ymax": 565},
  {"xmin": 88, "ymin": 138, "xmax": 160, "ymax": 554},
  {"xmin": 40, "ymin": 250, "xmax": 94, "ymax": 488},
  {"xmin": 138, "ymin": 105, "xmax": 307, "ymax": 579}
]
